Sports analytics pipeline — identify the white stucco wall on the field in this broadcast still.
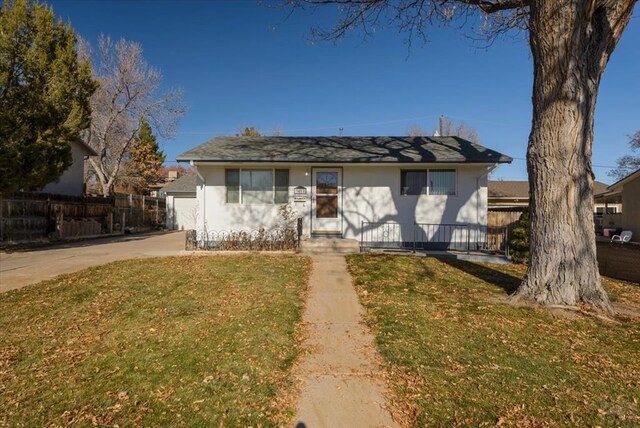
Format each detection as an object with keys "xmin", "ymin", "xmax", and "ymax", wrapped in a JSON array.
[
  {"xmin": 194, "ymin": 163, "xmax": 490, "ymax": 246},
  {"xmin": 40, "ymin": 141, "xmax": 88, "ymax": 196}
]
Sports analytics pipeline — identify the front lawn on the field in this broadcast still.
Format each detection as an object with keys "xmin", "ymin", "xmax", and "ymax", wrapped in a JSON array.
[
  {"xmin": 347, "ymin": 255, "xmax": 640, "ymax": 427},
  {"xmin": 0, "ymin": 255, "xmax": 310, "ymax": 427}
]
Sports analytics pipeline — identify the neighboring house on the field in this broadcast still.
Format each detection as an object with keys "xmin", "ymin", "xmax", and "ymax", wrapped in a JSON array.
[
  {"xmin": 149, "ymin": 170, "xmax": 181, "ymax": 196},
  {"xmin": 488, "ymin": 180, "xmax": 619, "ymax": 213},
  {"xmin": 40, "ymin": 140, "xmax": 97, "ymax": 196},
  {"xmin": 176, "ymin": 136, "xmax": 512, "ymax": 246},
  {"xmin": 161, "ymin": 174, "xmax": 198, "ymax": 230},
  {"xmin": 487, "ymin": 181, "xmax": 530, "ymax": 208},
  {"xmin": 594, "ymin": 168, "xmax": 640, "ymax": 239}
]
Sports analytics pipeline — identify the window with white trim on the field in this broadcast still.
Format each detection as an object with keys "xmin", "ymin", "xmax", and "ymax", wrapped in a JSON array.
[
  {"xmin": 400, "ymin": 169, "xmax": 456, "ymax": 196},
  {"xmin": 225, "ymin": 168, "xmax": 289, "ymax": 204}
]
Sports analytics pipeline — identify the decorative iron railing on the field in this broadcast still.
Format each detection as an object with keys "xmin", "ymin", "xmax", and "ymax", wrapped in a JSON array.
[{"xmin": 360, "ymin": 221, "xmax": 510, "ymax": 255}]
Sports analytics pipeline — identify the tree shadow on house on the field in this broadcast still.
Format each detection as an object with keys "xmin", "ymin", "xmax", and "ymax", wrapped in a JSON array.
[{"xmin": 439, "ymin": 258, "xmax": 522, "ymax": 294}]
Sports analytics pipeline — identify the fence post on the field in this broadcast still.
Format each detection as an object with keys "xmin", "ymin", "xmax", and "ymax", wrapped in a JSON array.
[
  {"xmin": 467, "ymin": 225, "xmax": 471, "ymax": 254},
  {"xmin": 56, "ymin": 210, "xmax": 64, "ymax": 239},
  {"xmin": 155, "ymin": 199, "xmax": 159, "ymax": 225},
  {"xmin": 108, "ymin": 212, "xmax": 113, "ymax": 234},
  {"xmin": 128, "ymin": 194, "xmax": 133, "ymax": 227},
  {"xmin": 121, "ymin": 211, "xmax": 126, "ymax": 235},
  {"xmin": 297, "ymin": 217, "xmax": 303, "ymax": 250},
  {"xmin": 505, "ymin": 227, "xmax": 510, "ymax": 258}
]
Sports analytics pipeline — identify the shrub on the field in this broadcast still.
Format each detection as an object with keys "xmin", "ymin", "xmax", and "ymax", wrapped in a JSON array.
[{"xmin": 510, "ymin": 209, "xmax": 530, "ymax": 263}]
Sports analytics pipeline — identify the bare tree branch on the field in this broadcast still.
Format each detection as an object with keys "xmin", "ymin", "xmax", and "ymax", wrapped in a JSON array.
[{"xmin": 82, "ymin": 36, "xmax": 186, "ymax": 196}]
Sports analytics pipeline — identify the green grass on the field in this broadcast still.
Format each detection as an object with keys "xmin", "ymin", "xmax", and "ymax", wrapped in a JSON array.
[
  {"xmin": 346, "ymin": 255, "xmax": 640, "ymax": 427},
  {"xmin": 0, "ymin": 255, "xmax": 310, "ymax": 427}
]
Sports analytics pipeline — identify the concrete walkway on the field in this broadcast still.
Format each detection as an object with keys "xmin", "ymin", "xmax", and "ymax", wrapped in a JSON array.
[
  {"xmin": 294, "ymin": 255, "xmax": 398, "ymax": 428},
  {"xmin": 0, "ymin": 231, "xmax": 185, "ymax": 293}
]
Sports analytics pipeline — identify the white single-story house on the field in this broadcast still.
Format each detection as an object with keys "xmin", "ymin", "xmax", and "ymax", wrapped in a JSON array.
[
  {"xmin": 40, "ymin": 140, "xmax": 97, "ymax": 196},
  {"xmin": 160, "ymin": 174, "xmax": 198, "ymax": 230},
  {"xmin": 176, "ymin": 136, "xmax": 512, "ymax": 249}
]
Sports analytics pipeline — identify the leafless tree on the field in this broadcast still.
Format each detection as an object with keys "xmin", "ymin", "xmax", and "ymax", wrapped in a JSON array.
[
  {"xmin": 285, "ymin": 0, "xmax": 638, "ymax": 312},
  {"xmin": 608, "ymin": 130, "xmax": 640, "ymax": 180},
  {"xmin": 440, "ymin": 117, "xmax": 481, "ymax": 143},
  {"xmin": 271, "ymin": 125, "xmax": 285, "ymax": 136},
  {"xmin": 81, "ymin": 36, "xmax": 185, "ymax": 196},
  {"xmin": 407, "ymin": 123, "xmax": 427, "ymax": 136}
]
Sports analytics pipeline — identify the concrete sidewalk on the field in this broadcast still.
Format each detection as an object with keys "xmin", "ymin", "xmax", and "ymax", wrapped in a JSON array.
[
  {"xmin": 294, "ymin": 255, "xmax": 398, "ymax": 428},
  {"xmin": 0, "ymin": 231, "xmax": 185, "ymax": 293}
]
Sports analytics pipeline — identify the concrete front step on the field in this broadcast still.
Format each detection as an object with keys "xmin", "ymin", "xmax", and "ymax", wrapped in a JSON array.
[{"xmin": 298, "ymin": 238, "xmax": 360, "ymax": 254}]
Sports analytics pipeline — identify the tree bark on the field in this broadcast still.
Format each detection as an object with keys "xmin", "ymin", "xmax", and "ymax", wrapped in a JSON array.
[{"xmin": 513, "ymin": 0, "xmax": 635, "ymax": 312}]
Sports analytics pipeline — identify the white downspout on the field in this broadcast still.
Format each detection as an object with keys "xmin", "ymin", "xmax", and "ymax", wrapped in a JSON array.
[
  {"xmin": 477, "ymin": 164, "xmax": 498, "ymax": 247},
  {"xmin": 190, "ymin": 160, "xmax": 206, "ymax": 235}
]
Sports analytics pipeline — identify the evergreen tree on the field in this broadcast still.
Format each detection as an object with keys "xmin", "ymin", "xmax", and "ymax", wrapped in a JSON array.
[
  {"xmin": 510, "ymin": 210, "xmax": 530, "ymax": 264},
  {"xmin": 127, "ymin": 119, "xmax": 165, "ymax": 193},
  {"xmin": 0, "ymin": 0, "xmax": 96, "ymax": 193}
]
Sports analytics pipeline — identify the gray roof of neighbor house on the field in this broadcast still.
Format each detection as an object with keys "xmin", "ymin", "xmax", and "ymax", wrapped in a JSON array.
[
  {"xmin": 74, "ymin": 139, "xmax": 98, "ymax": 156},
  {"xmin": 160, "ymin": 174, "xmax": 197, "ymax": 193},
  {"xmin": 177, "ymin": 136, "xmax": 512, "ymax": 164},
  {"xmin": 489, "ymin": 180, "xmax": 609, "ymax": 199}
]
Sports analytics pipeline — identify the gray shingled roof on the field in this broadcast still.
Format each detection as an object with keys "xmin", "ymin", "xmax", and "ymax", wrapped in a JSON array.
[
  {"xmin": 160, "ymin": 174, "xmax": 197, "ymax": 193},
  {"xmin": 489, "ymin": 180, "xmax": 610, "ymax": 199},
  {"xmin": 176, "ymin": 136, "xmax": 512, "ymax": 164}
]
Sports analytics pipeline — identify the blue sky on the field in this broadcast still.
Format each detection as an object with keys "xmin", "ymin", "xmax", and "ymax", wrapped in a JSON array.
[{"xmin": 50, "ymin": 0, "xmax": 639, "ymax": 184}]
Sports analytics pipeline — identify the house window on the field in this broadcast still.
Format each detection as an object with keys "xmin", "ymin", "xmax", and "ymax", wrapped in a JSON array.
[
  {"xmin": 596, "ymin": 206, "xmax": 617, "ymax": 215},
  {"xmin": 401, "ymin": 170, "xmax": 427, "ymax": 195},
  {"xmin": 275, "ymin": 169, "xmax": 289, "ymax": 203},
  {"xmin": 225, "ymin": 168, "xmax": 289, "ymax": 204},
  {"xmin": 401, "ymin": 169, "xmax": 456, "ymax": 196},
  {"xmin": 225, "ymin": 169, "xmax": 240, "ymax": 203},
  {"xmin": 429, "ymin": 169, "xmax": 456, "ymax": 195}
]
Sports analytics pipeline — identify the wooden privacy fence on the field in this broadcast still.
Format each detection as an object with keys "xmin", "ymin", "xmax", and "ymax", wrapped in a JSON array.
[
  {"xmin": 0, "ymin": 192, "xmax": 166, "ymax": 243},
  {"xmin": 487, "ymin": 207, "xmax": 525, "ymax": 251},
  {"xmin": 488, "ymin": 207, "xmax": 526, "ymax": 228},
  {"xmin": 597, "ymin": 241, "xmax": 640, "ymax": 283}
]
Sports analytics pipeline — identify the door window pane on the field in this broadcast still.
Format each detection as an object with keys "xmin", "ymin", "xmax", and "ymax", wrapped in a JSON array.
[
  {"xmin": 241, "ymin": 170, "xmax": 273, "ymax": 204},
  {"xmin": 316, "ymin": 195, "xmax": 338, "ymax": 218},
  {"xmin": 401, "ymin": 170, "xmax": 427, "ymax": 195},
  {"xmin": 275, "ymin": 169, "xmax": 289, "ymax": 204},
  {"xmin": 429, "ymin": 170, "xmax": 456, "ymax": 195},
  {"xmin": 225, "ymin": 169, "xmax": 240, "ymax": 203},
  {"xmin": 316, "ymin": 172, "xmax": 338, "ymax": 194}
]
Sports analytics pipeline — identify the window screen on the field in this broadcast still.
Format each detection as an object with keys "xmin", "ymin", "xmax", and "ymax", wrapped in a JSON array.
[{"xmin": 429, "ymin": 170, "xmax": 456, "ymax": 195}]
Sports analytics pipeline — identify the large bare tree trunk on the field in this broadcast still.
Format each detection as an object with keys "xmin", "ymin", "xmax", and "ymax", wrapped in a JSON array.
[{"xmin": 513, "ymin": 0, "xmax": 635, "ymax": 312}]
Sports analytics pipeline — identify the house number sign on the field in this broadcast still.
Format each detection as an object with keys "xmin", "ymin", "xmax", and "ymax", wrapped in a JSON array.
[{"xmin": 294, "ymin": 186, "xmax": 308, "ymax": 202}]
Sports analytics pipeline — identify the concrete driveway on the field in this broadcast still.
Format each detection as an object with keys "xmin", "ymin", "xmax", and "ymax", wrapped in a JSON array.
[{"xmin": 0, "ymin": 231, "xmax": 185, "ymax": 293}]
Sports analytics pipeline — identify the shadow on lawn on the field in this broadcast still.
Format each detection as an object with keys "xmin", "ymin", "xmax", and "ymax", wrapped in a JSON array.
[{"xmin": 440, "ymin": 259, "xmax": 522, "ymax": 294}]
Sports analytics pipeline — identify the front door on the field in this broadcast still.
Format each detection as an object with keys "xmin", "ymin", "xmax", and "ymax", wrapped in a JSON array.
[{"xmin": 312, "ymin": 168, "xmax": 342, "ymax": 234}]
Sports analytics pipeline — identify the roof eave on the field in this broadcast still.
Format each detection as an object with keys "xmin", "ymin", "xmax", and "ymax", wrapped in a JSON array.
[
  {"xmin": 607, "ymin": 168, "xmax": 640, "ymax": 191},
  {"xmin": 177, "ymin": 157, "xmax": 512, "ymax": 164}
]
